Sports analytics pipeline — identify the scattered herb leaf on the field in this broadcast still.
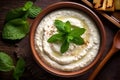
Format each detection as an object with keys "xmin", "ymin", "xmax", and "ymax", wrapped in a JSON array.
[
  {"xmin": 2, "ymin": 1, "xmax": 42, "ymax": 40},
  {"xmin": 5, "ymin": 8, "xmax": 26, "ymax": 22},
  {"xmin": 13, "ymin": 58, "xmax": 25, "ymax": 80},
  {"xmin": 0, "ymin": 52, "xmax": 15, "ymax": 71},
  {"xmin": 22, "ymin": 1, "xmax": 33, "ymax": 11},
  {"xmin": 0, "ymin": 51, "xmax": 26, "ymax": 80},
  {"xmin": 2, "ymin": 18, "xmax": 29, "ymax": 40},
  {"xmin": 28, "ymin": 5, "xmax": 42, "ymax": 18}
]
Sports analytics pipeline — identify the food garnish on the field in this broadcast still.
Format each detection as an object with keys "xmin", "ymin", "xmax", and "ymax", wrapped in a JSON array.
[
  {"xmin": 48, "ymin": 20, "xmax": 86, "ymax": 53},
  {"xmin": 2, "ymin": 1, "xmax": 42, "ymax": 40},
  {"xmin": 0, "ymin": 52, "xmax": 25, "ymax": 80},
  {"xmin": 93, "ymin": 0, "xmax": 120, "ymax": 11}
]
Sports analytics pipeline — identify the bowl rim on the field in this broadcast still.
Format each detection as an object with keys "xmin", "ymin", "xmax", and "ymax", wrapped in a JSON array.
[{"xmin": 30, "ymin": 1, "xmax": 106, "ymax": 77}]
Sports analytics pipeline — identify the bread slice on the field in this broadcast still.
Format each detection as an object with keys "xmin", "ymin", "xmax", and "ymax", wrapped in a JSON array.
[
  {"xmin": 106, "ymin": 0, "xmax": 115, "ymax": 11},
  {"xmin": 93, "ymin": 0, "xmax": 102, "ymax": 8},
  {"xmin": 97, "ymin": 0, "xmax": 107, "ymax": 10},
  {"xmin": 93, "ymin": 0, "xmax": 115, "ymax": 11},
  {"xmin": 114, "ymin": 0, "xmax": 120, "ymax": 10},
  {"xmin": 106, "ymin": 0, "xmax": 113, "ymax": 8}
]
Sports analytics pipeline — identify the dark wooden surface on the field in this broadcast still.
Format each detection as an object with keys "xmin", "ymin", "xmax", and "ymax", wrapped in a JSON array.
[{"xmin": 0, "ymin": 0, "xmax": 120, "ymax": 80}]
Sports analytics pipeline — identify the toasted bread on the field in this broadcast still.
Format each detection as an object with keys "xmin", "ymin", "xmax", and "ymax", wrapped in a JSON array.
[
  {"xmin": 93, "ymin": 0, "xmax": 115, "ymax": 11},
  {"xmin": 114, "ymin": 0, "xmax": 120, "ymax": 10},
  {"xmin": 93, "ymin": 0, "xmax": 102, "ymax": 8},
  {"xmin": 96, "ymin": 0, "xmax": 107, "ymax": 10},
  {"xmin": 106, "ymin": 0, "xmax": 113, "ymax": 8}
]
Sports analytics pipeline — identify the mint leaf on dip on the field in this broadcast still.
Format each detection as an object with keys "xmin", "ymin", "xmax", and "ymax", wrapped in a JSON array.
[{"xmin": 47, "ymin": 19, "xmax": 86, "ymax": 53}]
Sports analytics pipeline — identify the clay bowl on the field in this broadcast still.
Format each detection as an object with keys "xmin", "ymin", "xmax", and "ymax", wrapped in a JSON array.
[{"xmin": 30, "ymin": 2, "xmax": 106, "ymax": 77}]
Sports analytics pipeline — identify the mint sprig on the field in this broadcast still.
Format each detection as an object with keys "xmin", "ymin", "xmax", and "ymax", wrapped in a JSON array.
[
  {"xmin": 0, "ymin": 52, "xmax": 25, "ymax": 80},
  {"xmin": 2, "ymin": 1, "xmax": 42, "ymax": 40},
  {"xmin": 48, "ymin": 20, "xmax": 86, "ymax": 53}
]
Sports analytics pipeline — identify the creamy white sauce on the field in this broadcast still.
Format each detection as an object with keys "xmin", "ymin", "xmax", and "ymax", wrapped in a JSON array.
[{"xmin": 34, "ymin": 9, "xmax": 100, "ymax": 71}]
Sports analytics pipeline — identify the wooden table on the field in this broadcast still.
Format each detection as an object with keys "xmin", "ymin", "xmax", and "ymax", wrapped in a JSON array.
[{"xmin": 0, "ymin": 0, "xmax": 120, "ymax": 80}]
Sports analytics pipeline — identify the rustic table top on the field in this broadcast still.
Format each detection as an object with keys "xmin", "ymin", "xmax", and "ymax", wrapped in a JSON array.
[{"xmin": 0, "ymin": 0, "xmax": 120, "ymax": 80}]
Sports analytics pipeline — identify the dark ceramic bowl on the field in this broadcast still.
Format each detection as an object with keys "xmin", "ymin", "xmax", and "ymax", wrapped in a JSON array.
[{"xmin": 30, "ymin": 2, "xmax": 106, "ymax": 77}]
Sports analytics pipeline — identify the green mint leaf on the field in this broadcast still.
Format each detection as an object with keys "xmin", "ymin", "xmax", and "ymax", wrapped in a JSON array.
[
  {"xmin": 28, "ymin": 5, "xmax": 42, "ymax": 18},
  {"xmin": 64, "ymin": 21, "xmax": 71, "ymax": 32},
  {"xmin": 54, "ymin": 20, "xmax": 65, "ymax": 32},
  {"xmin": 69, "ymin": 27, "xmax": 86, "ymax": 38},
  {"xmin": 71, "ymin": 37, "xmax": 84, "ymax": 45},
  {"xmin": 5, "ymin": 1, "xmax": 34, "ymax": 22},
  {"xmin": 5, "ymin": 8, "xmax": 26, "ymax": 22},
  {"xmin": 47, "ymin": 33, "xmax": 63, "ymax": 43},
  {"xmin": 7, "ymin": 18, "xmax": 28, "ymax": 26},
  {"xmin": 60, "ymin": 39, "xmax": 69, "ymax": 53},
  {"xmin": 13, "ymin": 58, "xmax": 25, "ymax": 80},
  {"xmin": 2, "ymin": 0, "xmax": 42, "ymax": 41},
  {"xmin": 67, "ymin": 35, "xmax": 73, "ymax": 42},
  {"xmin": 22, "ymin": 1, "xmax": 33, "ymax": 11},
  {"xmin": 2, "ymin": 18, "xmax": 29, "ymax": 40},
  {"xmin": 0, "ymin": 52, "xmax": 15, "ymax": 72},
  {"xmin": 48, "ymin": 20, "xmax": 86, "ymax": 54}
]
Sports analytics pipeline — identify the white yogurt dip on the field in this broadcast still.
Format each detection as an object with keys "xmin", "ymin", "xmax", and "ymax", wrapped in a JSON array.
[{"xmin": 34, "ymin": 9, "xmax": 100, "ymax": 71}]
